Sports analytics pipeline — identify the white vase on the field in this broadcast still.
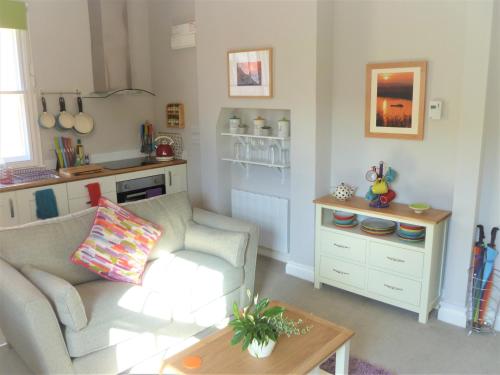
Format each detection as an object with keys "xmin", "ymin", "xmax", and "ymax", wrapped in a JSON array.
[{"xmin": 247, "ymin": 339, "xmax": 276, "ymax": 359}]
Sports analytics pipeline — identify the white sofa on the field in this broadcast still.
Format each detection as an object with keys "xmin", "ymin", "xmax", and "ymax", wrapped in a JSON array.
[{"xmin": 0, "ymin": 192, "xmax": 258, "ymax": 374}]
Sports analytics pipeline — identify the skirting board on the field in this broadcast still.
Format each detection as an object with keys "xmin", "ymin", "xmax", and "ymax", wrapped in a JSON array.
[
  {"xmin": 281, "ymin": 261, "xmax": 500, "ymax": 331},
  {"xmin": 438, "ymin": 302, "xmax": 500, "ymax": 331},
  {"xmin": 285, "ymin": 261, "xmax": 314, "ymax": 283},
  {"xmin": 258, "ymin": 246, "xmax": 289, "ymax": 263}
]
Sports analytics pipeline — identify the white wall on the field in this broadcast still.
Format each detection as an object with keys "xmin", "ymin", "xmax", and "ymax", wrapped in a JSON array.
[
  {"xmin": 148, "ymin": 0, "xmax": 202, "ymax": 205},
  {"xmin": 330, "ymin": 0, "xmax": 495, "ymax": 324},
  {"xmin": 478, "ymin": 1, "xmax": 500, "ymax": 236},
  {"xmin": 27, "ymin": 0, "xmax": 155, "ymax": 167},
  {"xmin": 195, "ymin": 0, "xmax": 319, "ymax": 267},
  {"xmin": 330, "ymin": 1, "xmax": 465, "ymax": 209}
]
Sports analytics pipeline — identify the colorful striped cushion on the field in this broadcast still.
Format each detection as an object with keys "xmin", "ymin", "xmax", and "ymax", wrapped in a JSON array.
[{"xmin": 71, "ymin": 197, "xmax": 162, "ymax": 284}]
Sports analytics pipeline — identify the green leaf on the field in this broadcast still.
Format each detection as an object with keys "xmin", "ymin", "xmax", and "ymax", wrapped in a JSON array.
[
  {"xmin": 242, "ymin": 334, "xmax": 252, "ymax": 351},
  {"xmin": 231, "ymin": 331, "xmax": 244, "ymax": 345},
  {"xmin": 254, "ymin": 298, "xmax": 269, "ymax": 314},
  {"xmin": 232, "ymin": 302, "xmax": 240, "ymax": 319},
  {"xmin": 263, "ymin": 306, "xmax": 285, "ymax": 317}
]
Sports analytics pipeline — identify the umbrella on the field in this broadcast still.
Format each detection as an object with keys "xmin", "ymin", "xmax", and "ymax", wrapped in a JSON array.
[
  {"xmin": 479, "ymin": 227, "xmax": 499, "ymax": 323},
  {"xmin": 471, "ymin": 225, "xmax": 486, "ymax": 324}
]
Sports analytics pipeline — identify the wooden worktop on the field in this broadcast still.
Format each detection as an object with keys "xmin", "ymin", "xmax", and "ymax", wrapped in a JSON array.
[
  {"xmin": 0, "ymin": 159, "xmax": 187, "ymax": 193},
  {"xmin": 314, "ymin": 195, "xmax": 451, "ymax": 224}
]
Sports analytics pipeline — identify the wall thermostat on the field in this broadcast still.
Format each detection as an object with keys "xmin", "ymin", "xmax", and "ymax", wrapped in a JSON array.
[{"xmin": 429, "ymin": 100, "xmax": 442, "ymax": 120}]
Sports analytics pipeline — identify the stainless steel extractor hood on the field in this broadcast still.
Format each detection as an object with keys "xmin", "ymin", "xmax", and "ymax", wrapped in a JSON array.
[{"xmin": 87, "ymin": 0, "xmax": 154, "ymax": 98}]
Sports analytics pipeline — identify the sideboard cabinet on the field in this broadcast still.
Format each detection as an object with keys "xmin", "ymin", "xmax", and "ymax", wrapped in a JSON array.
[{"xmin": 314, "ymin": 196, "xmax": 451, "ymax": 323}]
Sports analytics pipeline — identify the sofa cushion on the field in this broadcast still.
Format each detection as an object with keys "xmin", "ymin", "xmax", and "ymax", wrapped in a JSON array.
[
  {"xmin": 71, "ymin": 197, "xmax": 163, "ymax": 284},
  {"xmin": 0, "ymin": 209, "xmax": 101, "ymax": 285},
  {"xmin": 21, "ymin": 265, "xmax": 88, "ymax": 331},
  {"xmin": 184, "ymin": 221, "xmax": 248, "ymax": 267},
  {"xmin": 0, "ymin": 192, "xmax": 193, "ymax": 285},
  {"xmin": 142, "ymin": 250, "xmax": 244, "ymax": 315},
  {"xmin": 122, "ymin": 192, "xmax": 192, "ymax": 260},
  {"xmin": 65, "ymin": 280, "xmax": 172, "ymax": 358}
]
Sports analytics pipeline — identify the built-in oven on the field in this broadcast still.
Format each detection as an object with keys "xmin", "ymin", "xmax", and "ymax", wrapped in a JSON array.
[{"xmin": 116, "ymin": 174, "xmax": 166, "ymax": 203}]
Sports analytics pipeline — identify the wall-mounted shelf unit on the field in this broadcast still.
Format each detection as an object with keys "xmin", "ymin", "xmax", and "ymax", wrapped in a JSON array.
[
  {"xmin": 221, "ymin": 132, "xmax": 290, "ymax": 149},
  {"xmin": 221, "ymin": 132, "xmax": 289, "ymax": 141},
  {"xmin": 221, "ymin": 158, "xmax": 289, "ymax": 182}
]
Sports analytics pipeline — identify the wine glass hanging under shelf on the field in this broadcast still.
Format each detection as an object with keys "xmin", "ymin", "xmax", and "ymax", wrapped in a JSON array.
[{"xmin": 221, "ymin": 135, "xmax": 290, "ymax": 183}]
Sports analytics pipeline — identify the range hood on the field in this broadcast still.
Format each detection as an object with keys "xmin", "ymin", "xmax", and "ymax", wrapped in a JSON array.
[{"xmin": 87, "ymin": 0, "xmax": 154, "ymax": 98}]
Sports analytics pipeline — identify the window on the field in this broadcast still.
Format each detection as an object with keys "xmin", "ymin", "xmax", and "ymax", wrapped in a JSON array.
[{"xmin": 0, "ymin": 27, "xmax": 39, "ymax": 165}]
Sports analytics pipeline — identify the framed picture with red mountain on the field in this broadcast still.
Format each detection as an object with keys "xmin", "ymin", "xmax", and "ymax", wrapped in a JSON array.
[
  {"xmin": 228, "ymin": 48, "xmax": 273, "ymax": 98},
  {"xmin": 365, "ymin": 61, "xmax": 427, "ymax": 140}
]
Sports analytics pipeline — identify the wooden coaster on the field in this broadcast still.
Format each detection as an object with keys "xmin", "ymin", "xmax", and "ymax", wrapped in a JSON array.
[{"xmin": 182, "ymin": 355, "xmax": 202, "ymax": 369}]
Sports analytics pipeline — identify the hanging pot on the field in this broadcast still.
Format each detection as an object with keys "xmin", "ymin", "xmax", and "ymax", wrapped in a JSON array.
[
  {"xmin": 56, "ymin": 97, "xmax": 75, "ymax": 130},
  {"xmin": 38, "ymin": 96, "xmax": 56, "ymax": 129}
]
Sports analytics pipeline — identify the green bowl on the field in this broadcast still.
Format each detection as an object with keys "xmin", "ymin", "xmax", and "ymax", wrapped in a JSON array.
[{"xmin": 409, "ymin": 203, "xmax": 431, "ymax": 214}]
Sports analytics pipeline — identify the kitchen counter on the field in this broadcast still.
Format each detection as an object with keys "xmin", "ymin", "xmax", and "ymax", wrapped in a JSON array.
[{"xmin": 0, "ymin": 159, "xmax": 187, "ymax": 193}]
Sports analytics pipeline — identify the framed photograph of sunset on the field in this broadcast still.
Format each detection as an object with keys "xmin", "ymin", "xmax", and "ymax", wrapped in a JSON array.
[
  {"xmin": 365, "ymin": 61, "xmax": 427, "ymax": 140},
  {"xmin": 228, "ymin": 48, "xmax": 273, "ymax": 98}
]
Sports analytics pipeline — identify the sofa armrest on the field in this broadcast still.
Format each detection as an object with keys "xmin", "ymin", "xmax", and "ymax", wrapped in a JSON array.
[
  {"xmin": 193, "ymin": 208, "xmax": 259, "ymax": 306},
  {"xmin": 0, "ymin": 258, "xmax": 73, "ymax": 374}
]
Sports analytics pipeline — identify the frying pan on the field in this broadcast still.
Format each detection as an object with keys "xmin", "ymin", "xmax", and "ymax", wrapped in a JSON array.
[
  {"xmin": 56, "ymin": 97, "xmax": 75, "ymax": 130},
  {"xmin": 74, "ymin": 97, "xmax": 94, "ymax": 134},
  {"xmin": 38, "ymin": 96, "xmax": 56, "ymax": 129}
]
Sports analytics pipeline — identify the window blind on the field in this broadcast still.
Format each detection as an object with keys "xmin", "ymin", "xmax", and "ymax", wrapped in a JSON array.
[{"xmin": 0, "ymin": 0, "xmax": 27, "ymax": 30}]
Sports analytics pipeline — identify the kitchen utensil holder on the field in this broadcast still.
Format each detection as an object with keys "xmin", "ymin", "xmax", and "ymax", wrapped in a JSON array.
[{"xmin": 466, "ymin": 267, "xmax": 500, "ymax": 335}]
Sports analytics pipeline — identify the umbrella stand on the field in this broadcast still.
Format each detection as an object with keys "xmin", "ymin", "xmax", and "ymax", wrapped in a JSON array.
[{"xmin": 466, "ymin": 267, "xmax": 500, "ymax": 334}]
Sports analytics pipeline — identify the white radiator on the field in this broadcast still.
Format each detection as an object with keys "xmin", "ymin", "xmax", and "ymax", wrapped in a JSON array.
[{"xmin": 231, "ymin": 189, "xmax": 289, "ymax": 254}]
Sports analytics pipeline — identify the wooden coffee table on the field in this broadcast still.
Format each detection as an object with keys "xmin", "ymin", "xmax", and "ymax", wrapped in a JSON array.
[{"xmin": 161, "ymin": 301, "xmax": 354, "ymax": 375}]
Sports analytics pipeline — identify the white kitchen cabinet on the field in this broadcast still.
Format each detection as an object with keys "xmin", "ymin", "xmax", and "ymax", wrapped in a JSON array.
[
  {"xmin": 67, "ymin": 176, "xmax": 117, "ymax": 213},
  {"xmin": 15, "ymin": 184, "xmax": 69, "ymax": 224},
  {"xmin": 0, "ymin": 192, "xmax": 19, "ymax": 227},
  {"xmin": 0, "ymin": 163, "xmax": 188, "ymax": 227},
  {"xmin": 314, "ymin": 195, "xmax": 451, "ymax": 323},
  {"xmin": 165, "ymin": 164, "xmax": 187, "ymax": 195}
]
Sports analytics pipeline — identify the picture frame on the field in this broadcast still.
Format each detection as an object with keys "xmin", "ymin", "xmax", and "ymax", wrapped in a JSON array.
[
  {"xmin": 365, "ymin": 61, "xmax": 427, "ymax": 140},
  {"xmin": 227, "ymin": 48, "xmax": 273, "ymax": 98}
]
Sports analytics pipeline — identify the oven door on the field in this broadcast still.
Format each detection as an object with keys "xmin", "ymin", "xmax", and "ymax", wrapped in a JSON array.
[
  {"xmin": 116, "ymin": 185, "xmax": 166, "ymax": 203},
  {"xmin": 116, "ymin": 174, "xmax": 166, "ymax": 203}
]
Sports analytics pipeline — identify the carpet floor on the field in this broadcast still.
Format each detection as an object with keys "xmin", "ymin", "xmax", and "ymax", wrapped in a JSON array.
[
  {"xmin": 1, "ymin": 255, "xmax": 500, "ymax": 374},
  {"xmin": 256, "ymin": 256, "xmax": 500, "ymax": 374},
  {"xmin": 320, "ymin": 354, "xmax": 393, "ymax": 375}
]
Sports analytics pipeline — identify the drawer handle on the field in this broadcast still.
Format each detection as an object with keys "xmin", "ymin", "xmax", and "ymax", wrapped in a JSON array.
[
  {"xmin": 387, "ymin": 256, "xmax": 405, "ymax": 263},
  {"xmin": 384, "ymin": 283, "xmax": 403, "ymax": 292},
  {"xmin": 333, "ymin": 243, "xmax": 349, "ymax": 249},
  {"xmin": 9, "ymin": 198, "xmax": 15, "ymax": 218},
  {"xmin": 332, "ymin": 268, "xmax": 349, "ymax": 276}
]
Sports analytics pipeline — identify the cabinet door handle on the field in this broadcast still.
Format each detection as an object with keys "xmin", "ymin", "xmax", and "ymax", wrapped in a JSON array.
[
  {"xmin": 333, "ymin": 243, "xmax": 349, "ymax": 249},
  {"xmin": 332, "ymin": 268, "xmax": 349, "ymax": 276},
  {"xmin": 387, "ymin": 256, "xmax": 405, "ymax": 263},
  {"xmin": 168, "ymin": 171, "xmax": 172, "ymax": 186},
  {"xmin": 384, "ymin": 283, "xmax": 403, "ymax": 291},
  {"xmin": 9, "ymin": 198, "xmax": 14, "ymax": 218}
]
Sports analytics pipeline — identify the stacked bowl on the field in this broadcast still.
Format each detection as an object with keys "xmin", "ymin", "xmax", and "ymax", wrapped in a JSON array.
[
  {"xmin": 333, "ymin": 211, "xmax": 358, "ymax": 228},
  {"xmin": 360, "ymin": 219, "xmax": 396, "ymax": 236},
  {"xmin": 397, "ymin": 223, "xmax": 426, "ymax": 242}
]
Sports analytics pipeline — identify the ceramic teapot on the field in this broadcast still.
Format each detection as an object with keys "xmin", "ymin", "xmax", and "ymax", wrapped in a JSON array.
[{"xmin": 333, "ymin": 183, "xmax": 356, "ymax": 201}]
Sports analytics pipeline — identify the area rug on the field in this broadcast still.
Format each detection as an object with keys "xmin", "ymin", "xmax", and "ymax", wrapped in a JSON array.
[{"xmin": 320, "ymin": 353, "xmax": 394, "ymax": 375}]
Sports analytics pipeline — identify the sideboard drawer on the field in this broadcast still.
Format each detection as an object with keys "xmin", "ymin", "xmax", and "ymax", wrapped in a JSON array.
[
  {"xmin": 320, "ymin": 230, "xmax": 367, "ymax": 263},
  {"xmin": 368, "ymin": 242, "xmax": 424, "ymax": 279},
  {"xmin": 367, "ymin": 269, "xmax": 421, "ymax": 306},
  {"xmin": 320, "ymin": 256, "xmax": 365, "ymax": 290}
]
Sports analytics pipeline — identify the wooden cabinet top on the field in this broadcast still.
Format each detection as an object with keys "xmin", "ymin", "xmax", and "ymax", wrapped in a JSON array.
[
  {"xmin": 0, "ymin": 160, "xmax": 187, "ymax": 193},
  {"xmin": 314, "ymin": 195, "xmax": 451, "ymax": 225}
]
